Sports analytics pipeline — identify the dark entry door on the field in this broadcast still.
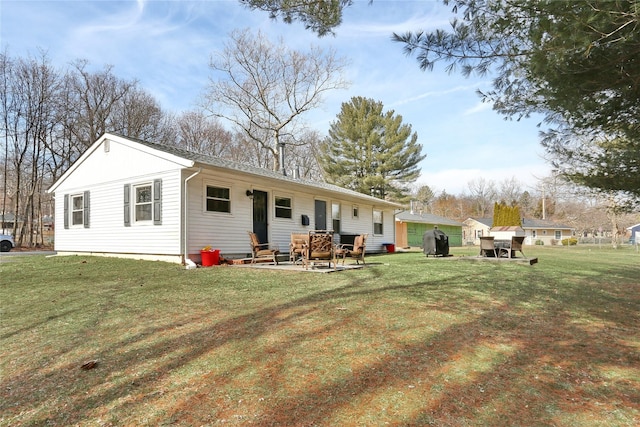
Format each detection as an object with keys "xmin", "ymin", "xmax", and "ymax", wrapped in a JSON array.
[
  {"xmin": 252, "ymin": 190, "xmax": 268, "ymax": 244},
  {"xmin": 314, "ymin": 199, "xmax": 326, "ymax": 231}
]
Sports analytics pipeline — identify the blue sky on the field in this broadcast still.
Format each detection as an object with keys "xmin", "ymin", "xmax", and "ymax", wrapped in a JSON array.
[{"xmin": 1, "ymin": 0, "xmax": 551, "ymax": 195}]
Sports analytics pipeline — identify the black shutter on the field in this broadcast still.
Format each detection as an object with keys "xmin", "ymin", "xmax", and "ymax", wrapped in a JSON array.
[
  {"xmin": 83, "ymin": 191, "xmax": 90, "ymax": 228},
  {"xmin": 124, "ymin": 184, "xmax": 130, "ymax": 227},
  {"xmin": 63, "ymin": 194, "xmax": 69, "ymax": 229},
  {"xmin": 153, "ymin": 179, "xmax": 162, "ymax": 225}
]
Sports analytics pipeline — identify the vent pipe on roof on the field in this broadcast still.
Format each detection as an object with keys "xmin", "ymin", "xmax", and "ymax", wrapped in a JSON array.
[{"xmin": 278, "ymin": 142, "xmax": 287, "ymax": 176}]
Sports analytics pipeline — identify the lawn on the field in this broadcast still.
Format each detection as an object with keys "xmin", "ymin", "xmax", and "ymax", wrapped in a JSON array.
[{"xmin": 1, "ymin": 245, "xmax": 638, "ymax": 426}]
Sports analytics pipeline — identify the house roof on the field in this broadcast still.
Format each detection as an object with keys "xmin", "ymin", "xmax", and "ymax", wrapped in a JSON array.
[
  {"xmin": 49, "ymin": 133, "xmax": 401, "ymax": 209},
  {"xmin": 396, "ymin": 211, "xmax": 463, "ymax": 227},
  {"xmin": 490, "ymin": 226, "xmax": 523, "ymax": 232},
  {"xmin": 466, "ymin": 217, "xmax": 492, "ymax": 227},
  {"xmin": 522, "ymin": 218, "xmax": 574, "ymax": 230},
  {"xmin": 467, "ymin": 217, "xmax": 574, "ymax": 230},
  {"xmin": 627, "ymin": 223, "xmax": 640, "ymax": 230}
]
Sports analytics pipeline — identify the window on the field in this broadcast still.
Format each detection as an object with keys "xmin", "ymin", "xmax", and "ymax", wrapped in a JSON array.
[
  {"xmin": 275, "ymin": 196, "xmax": 292, "ymax": 219},
  {"xmin": 64, "ymin": 191, "xmax": 89, "ymax": 229},
  {"xmin": 134, "ymin": 183, "xmax": 153, "ymax": 222},
  {"xmin": 206, "ymin": 185, "xmax": 230, "ymax": 213},
  {"xmin": 71, "ymin": 194, "xmax": 85, "ymax": 226},
  {"xmin": 352, "ymin": 205, "xmax": 359, "ymax": 219},
  {"xmin": 555, "ymin": 230, "xmax": 562, "ymax": 240},
  {"xmin": 332, "ymin": 202, "xmax": 341, "ymax": 233},
  {"xmin": 124, "ymin": 180, "xmax": 161, "ymax": 226},
  {"xmin": 532, "ymin": 230, "xmax": 537, "ymax": 238},
  {"xmin": 373, "ymin": 210, "xmax": 383, "ymax": 235}
]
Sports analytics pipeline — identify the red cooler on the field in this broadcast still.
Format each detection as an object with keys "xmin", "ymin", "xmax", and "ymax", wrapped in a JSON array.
[{"xmin": 201, "ymin": 249, "xmax": 220, "ymax": 266}]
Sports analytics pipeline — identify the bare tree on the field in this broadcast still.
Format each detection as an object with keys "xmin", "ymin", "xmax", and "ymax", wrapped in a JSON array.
[
  {"xmin": 0, "ymin": 51, "xmax": 13, "ymax": 233},
  {"xmin": 66, "ymin": 60, "xmax": 137, "ymax": 148},
  {"xmin": 1, "ymin": 52, "xmax": 61, "ymax": 246},
  {"xmin": 467, "ymin": 178, "xmax": 497, "ymax": 217},
  {"xmin": 498, "ymin": 177, "xmax": 523, "ymax": 205},
  {"xmin": 289, "ymin": 129, "xmax": 323, "ymax": 180},
  {"xmin": 174, "ymin": 110, "xmax": 233, "ymax": 157},
  {"xmin": 204, "ymin": 28, "xmax": 349, "ymax": 173},
  {"xmin": 1, "ymin": 53, "xmax": 176, "ymax": 248},
  {"xmin": 111, "ymin": 87, "xmax": 170, "ymax": 142}
]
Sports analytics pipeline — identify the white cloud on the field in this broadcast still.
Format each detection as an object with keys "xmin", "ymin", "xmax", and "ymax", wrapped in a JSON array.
[{"xmin": 463, "ymin": 101, "xmax": 493, "ymax": 115}]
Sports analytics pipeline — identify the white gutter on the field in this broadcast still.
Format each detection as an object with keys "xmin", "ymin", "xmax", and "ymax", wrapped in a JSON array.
[{"xmin": 183, "ymin": 168, "xmax": 202, "ymax": 269}]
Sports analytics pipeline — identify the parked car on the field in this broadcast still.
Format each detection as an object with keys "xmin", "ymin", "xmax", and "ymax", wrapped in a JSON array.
[{"xmin": 0, "ymin": 233, "xmax": 15, "ymax": 252}]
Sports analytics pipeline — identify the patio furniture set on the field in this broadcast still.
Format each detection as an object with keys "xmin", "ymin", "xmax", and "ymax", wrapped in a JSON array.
[
  {"xmin": 479, "ymin": 236, "xmax": 526, "ymax": 259},
  {"xmin": 248, "ymin": 230, "xmax": 367, "ymax": 270}
]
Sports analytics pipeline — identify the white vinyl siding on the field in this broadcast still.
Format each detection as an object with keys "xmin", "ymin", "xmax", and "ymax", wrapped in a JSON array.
[
  {"xmin": 52, "ymin": 134, "xmax": 399, "ymax": 261},
  {"xmin": 53, "ymin": 137, "xmax": 183, "ymax": 256},
  {"xmin": 185, "ymin": 171, "xmax": 397, "ymax": 257}
]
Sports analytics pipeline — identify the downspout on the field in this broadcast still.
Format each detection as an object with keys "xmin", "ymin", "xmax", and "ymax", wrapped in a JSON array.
[{"xmin": 183, "ymin": 168, "xmax": 202, "ymax": 269}]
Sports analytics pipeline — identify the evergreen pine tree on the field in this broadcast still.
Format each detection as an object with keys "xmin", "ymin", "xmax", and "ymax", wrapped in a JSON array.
[{"xmin": 318, "ymin": 96, "xmax": 425, "ymax": 202}]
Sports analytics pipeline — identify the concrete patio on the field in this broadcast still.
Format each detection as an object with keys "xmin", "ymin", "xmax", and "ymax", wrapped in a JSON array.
[{"xmin": 232, "ymin": 260, "xmax": 368, "ymax": 273}]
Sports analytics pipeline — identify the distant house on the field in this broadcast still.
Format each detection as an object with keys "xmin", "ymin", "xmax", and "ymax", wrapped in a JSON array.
[
  {"xmin": 489, "ymin": 225, "xmax": 525, "ymax": 240},
  {"xmin": 395, "ymin": 211, "xmax": 463, "ymax": 248},
  {"xmin": 1, "ymin": 213, "xmax": 17, "ymax": 234},
  {"xmin": 463, "ymin": 218, "xmax": 492, "ymax": 245},
  {"xmin": 627, "ymin": 223, "xmax": 640, "ymax": 244},
  {"xmin": 47, "ymin": 133, "xmax": 401, "ymax": 265},
  {"xmin": 464, "ymin": 217, "xmax": 574, "ymax": 245}
]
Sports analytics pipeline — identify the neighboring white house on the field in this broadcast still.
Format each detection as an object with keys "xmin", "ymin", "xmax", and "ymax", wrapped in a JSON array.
[
  {"xmin": 47, "ymin": 133, "xmax": 401, "ymax": 265},
  {"xmin": 627, "ymin": 223, "xmax": 640, "ymax": 245},
  {"xmin": 464, "ymin": 217, "xmax": 574, "ymax": 245}
]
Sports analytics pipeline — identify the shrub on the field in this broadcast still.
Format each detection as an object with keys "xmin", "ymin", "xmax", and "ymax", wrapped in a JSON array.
[
  {"xmin": 562, "ymin": 237, "xmax": 578, "ymax": 246},
  {"xmin": 535, "ymin": 240, "xmax": 544, "ymax": 245}
]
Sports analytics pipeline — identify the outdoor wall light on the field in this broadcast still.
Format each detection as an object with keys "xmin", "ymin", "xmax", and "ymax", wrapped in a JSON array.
[{"xmin": 246, "ymin": 190, "xmax": 254, "ymax": 198}]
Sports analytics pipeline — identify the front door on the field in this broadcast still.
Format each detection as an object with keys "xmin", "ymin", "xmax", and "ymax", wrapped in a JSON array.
[
  {"xmin": 252, "ymin": 190, "xmax": 268, "ymax": 244},
  {"xmin": 314, "ymin": 199, "xmax": 327, "ymax": 231}
]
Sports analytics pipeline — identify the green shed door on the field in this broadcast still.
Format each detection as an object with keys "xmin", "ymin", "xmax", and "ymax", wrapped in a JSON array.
[
  {"xmin": 407, "ymin": 223, "xmax": 428, "ymax": 247},
  {"xmin": 407, "ymin": 223, "xmax": 463, "ymax": 247}
]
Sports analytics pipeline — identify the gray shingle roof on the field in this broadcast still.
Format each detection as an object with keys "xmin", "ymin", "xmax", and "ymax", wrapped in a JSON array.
[
  {"xmin": 121, "ymin": 133, "xmax": 401, "ymax": 208},
  {"xmin": 396, "ymin": 211, "xmax": 463, "ymax": 226}
]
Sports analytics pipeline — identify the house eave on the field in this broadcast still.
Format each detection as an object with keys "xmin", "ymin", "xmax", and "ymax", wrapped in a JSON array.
[{"xmin": 48, "ymin": 132, "xmax": 195, "ymax": 194}]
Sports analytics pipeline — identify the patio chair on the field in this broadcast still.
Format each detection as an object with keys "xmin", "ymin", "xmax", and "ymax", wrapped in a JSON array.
[
  {"xmin": 289, "ymin": 233, "xmax": 309, "ymax": 264},
  {"xmin": 479, "ymin": 236, "xmax": 497, "ymax": 257},
  {"xmin": 302, "ymin": 230, "xmax": 336, "ymax": 270},
  {"xmin": 498, "ymin": 235, "xmax": 526, "ymax": 259},
  {"xmin": 336, "ymin": 233, "xmax": 367, "ymax": 265},
  {"xmin": 247, "ymin": 231, "xmax": 279, "ymax": 265}
]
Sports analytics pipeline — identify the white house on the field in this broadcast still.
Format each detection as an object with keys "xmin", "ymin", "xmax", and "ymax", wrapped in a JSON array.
[
  {"xmin": 47, "ymin": 133, "xmax": 401, "ymax": 265},
  {"xmin": 464, "ymin": 217, "xmax": 574, "ymax": 245}
]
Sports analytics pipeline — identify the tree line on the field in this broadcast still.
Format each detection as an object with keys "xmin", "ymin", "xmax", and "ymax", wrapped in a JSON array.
[
  {"xmin": 0, "ymin": 51, "xmax": 327, "ymax": 247},
  {"xmin": 1, "ymin": 39, "xmax": 424, "ymax": 247},
  {"xmin": 5, "ymin": 0, "xmax": 640, "ymax": 248}
]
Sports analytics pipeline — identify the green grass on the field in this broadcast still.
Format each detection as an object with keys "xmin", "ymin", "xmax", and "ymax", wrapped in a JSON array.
[{"xmin": 1, "ymin": 245, "xmax": 639, "ymax": 426}]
